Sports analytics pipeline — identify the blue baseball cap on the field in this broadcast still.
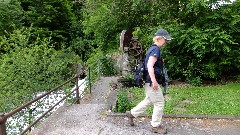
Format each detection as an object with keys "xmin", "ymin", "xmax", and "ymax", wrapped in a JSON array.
[{"xmin": 154, "ymin": 28, "xmax": 173, "ymax": 40}]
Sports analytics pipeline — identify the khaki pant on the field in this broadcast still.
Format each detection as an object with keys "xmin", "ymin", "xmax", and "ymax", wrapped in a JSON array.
[{"xmin": 130, "ymin": 83, "xmax": 164, "ymax": 127}]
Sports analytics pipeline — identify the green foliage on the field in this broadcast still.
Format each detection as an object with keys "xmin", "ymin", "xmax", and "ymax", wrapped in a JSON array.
[
  {"xmin": 117, "ymin": 89, "xmax": 132, "ymax": 113},
  {"xmin": 0, "ymin": 0, "xmax": 239, "ymax": 114},
  {"xmin": 0, "ymin": 0, "xmax": 24, "ymax": 36},
  {"xmin": 162, "ymin": 24, "xmax": 239, "ymax": 82},
  {"xmin": 82, "ymin": 0, "xmax": 161, "ymax": 51},
  {"xmin": 0, "ymin": 0, "xmax": 238, "ymax": 84},
  {"xmin": 86, "ymin": 48, "xmax": 119, "ymax": 76},
  {"xmin": 178, "ymin": 0, "xmax": 210, "ymax": 27},
  {"xmin": 82, "ymin": 0, "xmax": 240, "ymax": 82},
  {"xmin": 132, "ymin": 26, "xmax": 159, "ymax": 50},
  {"xmin": 156, "ymin": 1, "xmax": 240, "ymax": 82},
  {"xmin": 82, "ymin": 1, "xmax": 117, "ymax": 50},
  {"xmin": 68, "ymin": 1, "xmax": 93, "ymax": 61},
  {"xmin": 23, "ymin": 0, "xmax": 75, "ymax": 30},
  {"xmin": 69, "ymin": 36, "xmax": 94, "ymax": 61},
  {"xmin": 129, "ymin": 87, "xmax": 145, "ymax": 105},
  {"xmin": 100, "ymin": 57, "xmax": 119, "ymax": 76},
  {"xmin": 21, "ymin": 0, "xmax": 76, "ymax": 48},
  {"xmin": 123, "ymin": 72, "xmax": 134, "ymax": 80},
  {"xmin": 0, "ymin": 26, "xmax": 32, "ymax": 53},
  {"xmin": 86, "ymin": 48, "xmax": 105, "ymax": 66},
  {"xmin": 187, "ymin": 76, "xmax": 202, "ymax": 86},
  {"xmin": 0, "ymin": 28, "xmax": 81, "ymax": 112}
]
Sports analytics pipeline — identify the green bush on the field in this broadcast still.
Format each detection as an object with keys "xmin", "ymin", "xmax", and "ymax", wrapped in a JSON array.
[
  {"xmin": 130, "ymin": 2, "xmax": 240, "ymax": 82},
  {"xmin": 0, "ymin": 0, "xmax": 23, "ymax": 36},
  {"xmin": 160, "ymin": 25, "xmax": 239, "ymax": 82},
  {"xmin": 100, "ymin": 57, "xmax": 119, "ymax": 76},
  {"xmin": 116, "ymin": 89, "xmax": 132, "ymax": 113},
  {"xmin": 0, "ymin": 28, "xmax": 81, "ymax": 112},
  {"xmin": 86, "ymin": 48, "xmax": 119, "ymax": 77},
  {"xmin": 187, "ymin": 76, "xmax": 202, "ymax": 86}
]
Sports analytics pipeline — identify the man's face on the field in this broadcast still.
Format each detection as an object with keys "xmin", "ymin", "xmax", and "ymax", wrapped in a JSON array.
[{"xmin": 162, "ymin": 38, "xmax": 168, "ymax": 46}]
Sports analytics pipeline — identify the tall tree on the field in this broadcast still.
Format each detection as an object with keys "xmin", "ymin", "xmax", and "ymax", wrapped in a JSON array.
[
  {"xmin": 0, "ymin": 0, "xmax": 23, "ymax": 37},
  {"xmin": 20, "ymin": 0, "xmax": 76, "ymax": 49},
  {"xmin": 82, "ymin": 0, "xmax": 240, "ymax": 82}
]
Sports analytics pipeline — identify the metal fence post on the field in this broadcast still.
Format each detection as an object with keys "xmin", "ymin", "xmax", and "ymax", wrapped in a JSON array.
[
  {"xmin": 28, "ymin": 108, "xmax": 33, "ymax": 133},
  {"xmin": 98, "ymin": 60, "xmax": 100, "ymax": 80},
  {"xmin": 88, "ymin": 67, "xmax": 91, "ymax": 94},
  {"xmin": 75, "ymin": 75, "xmax": 80, "ymax": 104},
  {"xmin": 0, "ymin": 114, "xmax": 7, "ymax": 135}
]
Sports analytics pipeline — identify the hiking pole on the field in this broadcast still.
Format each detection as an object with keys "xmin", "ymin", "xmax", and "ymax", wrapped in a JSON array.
[{"xmin": 162, "ymin": 62, "xmax": 169, "ymax": 96}]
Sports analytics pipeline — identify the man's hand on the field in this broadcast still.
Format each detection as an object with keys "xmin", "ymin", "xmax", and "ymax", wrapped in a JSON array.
[
  {"xmin": 152, "ymin": 81, "xmax": 159, "ymax": 90},
  {"xmin": 147, "ymin": 56, "xmax": 159, "ymax": 90}
]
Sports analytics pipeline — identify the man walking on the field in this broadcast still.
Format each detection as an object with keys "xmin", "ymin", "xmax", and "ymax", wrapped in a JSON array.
[{"xmin": 126, "ymin": 28, "xmax": 172, "ymax": 134}]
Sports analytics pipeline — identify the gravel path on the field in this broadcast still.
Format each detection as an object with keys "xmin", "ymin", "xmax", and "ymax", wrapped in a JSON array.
[{"xmin": 32, "ymin": 76, "xmax": 240, "ymax": 135}]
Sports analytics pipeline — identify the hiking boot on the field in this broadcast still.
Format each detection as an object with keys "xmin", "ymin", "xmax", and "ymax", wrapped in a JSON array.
[
  {"xmin": 126, "ymin": 111, "xmax": 134, "ymax": 126},
  {"xmin": 151, "ymin": 125, "xmax": 167, "ymax": 134}
]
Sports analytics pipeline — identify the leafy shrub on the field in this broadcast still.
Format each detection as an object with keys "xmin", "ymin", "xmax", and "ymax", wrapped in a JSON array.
[
  {"xmin": 0, "ymin": 0, "xmax": 23, "ymax": 36},
  {"xmin": 0, "ymin": 28, "xmax": 81, "ymax": 112},
  {"xmin": 161, "ymin": 25, "xmax": 239, "ymax": 82},
  {"xmin": 117, "ymin": 89, "xmax": 132, "ymax": 113},
  {"xmin": 100, "ymin": 57, "xmax": 119, "ymax": 76},
  {"xmin": 123, "ymin": 72, "xmax": 134, "ymax": 80},
  {"xmin": 131, "ymin": 2, "xmax": 240, "ymax": 82},
  {"xmin": 86, "ymin": 48, "xmax": 119, "ymax": 76},
  {"xmin": 86, "ymin": 48, "xmax": 104, "ymax": 66},
  {"xmin": 187, "ymin": 76, "xmax": 202, "ymax": 86}
]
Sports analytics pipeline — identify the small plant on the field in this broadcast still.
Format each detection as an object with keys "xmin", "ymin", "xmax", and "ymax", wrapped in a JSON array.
[
  {"xmin": 116, "ymin": 89, "xmax": 132, "ymax": 113},
  {"xmin": 187, "ymin": 76, "xmax": 202, "ymax": 86},
  {"xmin": 123, "ymin": 72, "xmax": 134, "ymax": 80},
  {"xmin": 100, "ymin": 58, "xmax": 119, "ymax": 76},
  {"xmin": 237, "ymin": 75, "xmax": 240, "ymax": 81}
]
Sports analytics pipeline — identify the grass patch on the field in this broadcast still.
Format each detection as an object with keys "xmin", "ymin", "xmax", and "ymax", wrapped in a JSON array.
[{"xmin": 127, "ymin": 82, "xmax": 240, "ymax": 116}]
